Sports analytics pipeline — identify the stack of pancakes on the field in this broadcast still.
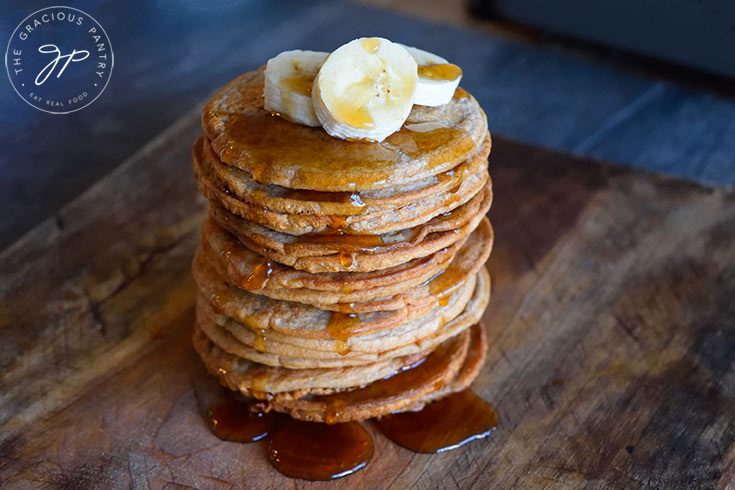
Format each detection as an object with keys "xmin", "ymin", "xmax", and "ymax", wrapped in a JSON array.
[{"xmin": 191, "ymin": 68, "xmax": 494, "ymax": 423}]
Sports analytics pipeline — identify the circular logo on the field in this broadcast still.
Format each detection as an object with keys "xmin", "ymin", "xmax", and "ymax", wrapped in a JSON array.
[{"xmin": 5, "ymin": 6, "xmax": 113, "ymax": 114}]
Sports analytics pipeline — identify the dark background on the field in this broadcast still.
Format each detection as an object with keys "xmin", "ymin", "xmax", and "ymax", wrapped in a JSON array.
[{"xmin": 1, "ymin": 0, "xmax": 733, "ymax": 249}]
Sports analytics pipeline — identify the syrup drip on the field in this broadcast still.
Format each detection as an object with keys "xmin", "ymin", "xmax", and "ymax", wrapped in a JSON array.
[
  {"xmin": 428, "ymin": 264, "xmax": 466, "ymax": 306},
  {"xmin": 253, "ymin": 329, "xmax": 268, "ymax": 353},
  {"xmin": 453, "ymin": 87, "xmax": 470, "ymax": 100},
  {"xmin": 269, "ymin": 417, "xmax": 373, "ymax": 481},
  {"xmin": 325, "ymin": 399, "xmax": 347, "ymax": 425},
  {"xmin": 209, "ymin": 400, "xmax": 276, "ymax": 443},
  {"xmin": 338, "ymin": 252, "xmax": 356, "ymax": 269},
  {"xmin": 437, "ymin": 169, "xmax": 455, "ymax": 183},
  {"xmin": 445, "ymin": 181, "xmax": 463, "ymax": 207},
  {"xmin": 251, "ymin": 369, "xmax": 271, "ymax": 399},
  {"xmin": 329, "ymin": 215, "xmax": 348, "ymax": 232},
  {"xmin": 326, "ymin": 312, "xmax": 362, "ymax": 355},
  {"xmin": 332, "ymin": 302, "xmax": 359, "ymax": 314},
  {"xmin": 376, "ymin": 390, "xmax": 496, "ymax": 453},
  {"xmin": 297, "ymin": 232, "xmax": 384, "ymax": 252},
  {"xmin": 418, "ymin": 63, "xmax": 463, "ymax": 82},
  {"xmin": 241, "ymin": 260, "xmax": 273, "ymax": 290}
]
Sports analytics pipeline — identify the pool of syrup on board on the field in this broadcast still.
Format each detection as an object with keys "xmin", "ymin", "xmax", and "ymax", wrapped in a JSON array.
[{"xmin": 208, "ymin": 389, "xmax": 496, "ymax": 480}]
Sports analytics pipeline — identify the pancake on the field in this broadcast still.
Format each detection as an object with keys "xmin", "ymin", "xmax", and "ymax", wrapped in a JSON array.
[
  {"xmin": 192, "ymin": 254, "xmax": 437, "ymax": 340},
  {"xmin": 269, "ymin": 325, "xmax": 480, "ymax": 423},
  {"xmin": 194, "ymin": 140, "xmax": 490, "ymax": 236},
  {"xmin": 200, "ymin": 217, "xmax": 493, "ymax": 309},
  {"xmin": 197, "ymin": 134, "xmax": 489, "ymax": 217},
  {"xmin": 192, "ymin": 324, "xmax": 429, "ymax": 398},
  {"xmin": 202, "ymin": 68, "xmax": 489, "ymax": 192},
  {"xmin": 195, "ymin": 267, "xmax": 489, "ymax": 369},
  {"xmin": 200, "ymin": 216, "xmax": 465, "ymax": 294},
  {"xmin": 196, "ymin": 269, "xmax": 475, "ymax": 355},
  {"xmin": 208, "ymin": 180, "xmax": 493, "ymax": 274}
]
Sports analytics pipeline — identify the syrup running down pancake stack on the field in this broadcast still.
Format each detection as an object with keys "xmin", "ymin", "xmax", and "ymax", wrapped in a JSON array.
[{"xmin": 191, "ymin": 66, "xmax": 493, "ymax": 423}]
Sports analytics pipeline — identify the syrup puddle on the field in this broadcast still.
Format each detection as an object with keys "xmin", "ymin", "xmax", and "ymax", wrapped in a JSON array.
[{"xmin": 208, "ymin": 389, "xmax": 496, "ymax": 481}]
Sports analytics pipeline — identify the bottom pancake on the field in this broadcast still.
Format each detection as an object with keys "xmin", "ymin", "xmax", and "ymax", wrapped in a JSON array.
[{"xmin": 269, "ymin": 322, "xmax": 487, "ymax": 423}]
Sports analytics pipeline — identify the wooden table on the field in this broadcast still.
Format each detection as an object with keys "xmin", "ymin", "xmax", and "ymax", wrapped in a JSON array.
[{"xmin": 1, "ymin": 104, "xmax": 734, "ymax": 489}]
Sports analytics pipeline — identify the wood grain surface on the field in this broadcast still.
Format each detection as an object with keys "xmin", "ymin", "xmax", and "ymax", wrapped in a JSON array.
[{"xmin": 1, "ymin": 105, "xmax": 734, "ymax": 489}]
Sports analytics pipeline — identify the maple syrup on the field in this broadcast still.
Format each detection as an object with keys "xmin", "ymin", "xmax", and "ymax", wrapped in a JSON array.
[
  {"xmin": 250, "ymin": 369, "xmax": 271, "ymax": 395},
  {"xmin": 428, "ymin": 262, "xmax": 467, "ymax": 306},
  {"xmin": 269, "ymin": 417, "xmax": 374, "ymax": 480},
  {"xmin": 338, "ymin": 252, "xmax": 356, "ymax": 269},
  {"xmin": 206, "ymin": 361, "xmax": 496, "ymax": 481},
  {"xmin": 283, "ymin": 188, "xmax": 366, "ymax": 212},
  {"xmin": 329, "ymin": 214, "xmax": 348, "ymax": 231},
  {"xmin": 218, "ymin": 109, "xmax": 472, "ymax": 191},
  {"xmin": 209, "ymin": 400, "xmax": 276, "ymax": 443},
  {"xmin": 296, "ymin": 231, "xmax": 384, "ymax": 252},
  {"xmin": 253, "ymin": 328, "xmax": 268, "ymax": 352},
  {"xmin": 418, "ymin": 63, "xmax": 463, "ymax": 82},
  {"xmin": 279, "ymin": 74, "xmax": 313, "ymax": 96},
  {"xmin": 437, "ymin": 169, "xmax": 455, "ymax": 183},
  {"xmin": 361, "ymin": 37, "xmax": 381, "ymax": 54},
  {"xmin": 241, "ymin": 260, "xmax": 273, "ymax": 290},
  {"xmin": 326, "ymin": 312, "xmax": 362, "ymax": 354},
  {"xmin": 376, "ymin": 390, "xmax": 496, "ymax": 453},
  {"xmin": 310, "ymin": 332, "xmax": 455, "ymax": 412},
  {"xmin": 445, "ymin": 180, "xmax": 463, "ymax": 207},
  {"xmin": 453, "ymin": 87, "xmax": 470, "ymax": 100},
  {"xmin": 325, "ymin": 399, "xmax": 347, "ymax": 425}
]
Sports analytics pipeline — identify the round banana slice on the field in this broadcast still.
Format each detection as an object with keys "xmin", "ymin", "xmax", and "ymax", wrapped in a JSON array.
[
  {"xmin": 312, "ymin": 37, "xmax": 418, "ymax": 142},
  {"xmin": 399, "ymin": 45, "xmax": 462, "ymax": 107},
  {"xmin": 264, "ymin": 50, "xmax": 328, "ymax": 127}
]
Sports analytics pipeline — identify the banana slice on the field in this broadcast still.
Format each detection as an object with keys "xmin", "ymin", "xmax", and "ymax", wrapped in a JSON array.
[
  {"xmin": 312, "ymin": 37, "xmax": 418, "ymax": 142},
  {"xmin": 264, "ymin": 50, "xmax": 328, "ymax": 127},
  {"xmin": 399, "ymin": 45, "xmax": 462, "ymax": 107}
]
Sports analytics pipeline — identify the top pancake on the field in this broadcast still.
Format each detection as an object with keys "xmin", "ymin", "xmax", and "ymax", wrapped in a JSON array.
[{"xmin": 202, "ymin": 68, "xmax": 489, "ymax": 192}]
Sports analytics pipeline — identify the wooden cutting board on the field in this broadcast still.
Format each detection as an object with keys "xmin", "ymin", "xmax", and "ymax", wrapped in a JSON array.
[{"xmin": 1, "ymin": 105, "xmax": 734, "ymax": 489}]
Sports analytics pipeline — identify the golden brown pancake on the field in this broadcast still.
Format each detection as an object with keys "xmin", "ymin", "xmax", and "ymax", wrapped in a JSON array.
[
  {"xmin": 269, "ymin": 325, "xmax": 478, "ymax": 423},
  {"xmin": 192, "ymin": 324, "xmax": 430, "ymax": 398},
  {"xmin": 202, "ymin": 69, "xmax": 489, "ymax": 192},
  {"xmin": 198, "ymin": 217, "xmax": 493, "ymax": 309},
  {"xmin": 207, "ymin": 181, "xmax": 493, "ymax": 274},
  {"xmin": 200, "ymin": 216, "xmax": 465, "ymax": 295},
  {"xmin": 195, "ymin": 270, "xmax": 474, "ymax": 356},
  {"xmin": 197, "ymin": 133, "xmax": 489, "ymax": 217},
  {"xmin": 194, "ymin": 266, "xmax": 489, "ymax": 369},
  {"xmin": 193, "ymin": 140, "xmax": 489, "ymax": 236},
  {"xmin": 192, "ymin": 254, "xmax": 437, "ymax": 340}
]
